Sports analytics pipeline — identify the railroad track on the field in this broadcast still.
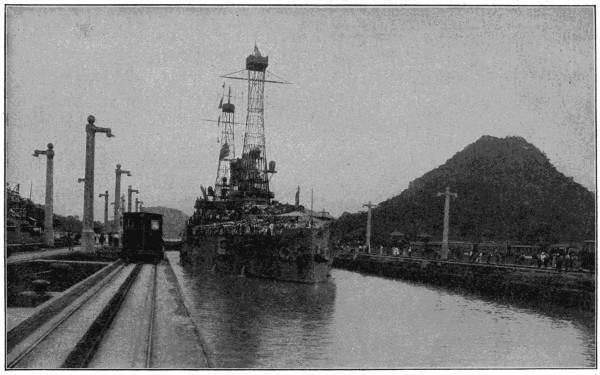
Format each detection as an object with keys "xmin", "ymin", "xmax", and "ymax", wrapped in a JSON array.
[
  {"xmin": 8, "ymin": 263, "xmax": 160, "ymax": 369},
  {"xmin": 86, "ymin": 263, "xmax": 158, "ymax": 369},
  {"xmin": 145, "ymin": 264, "xmax": 158, "ymax": 368}
]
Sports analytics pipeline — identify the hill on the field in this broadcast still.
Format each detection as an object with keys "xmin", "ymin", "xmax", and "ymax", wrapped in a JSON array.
[
  {"xmin": 335, "ymin": 136, "xmax": 595, "ymax": 246},
  {"xmin": 141, "ymin": 206, "xmax": 188, "ymax": 239}
]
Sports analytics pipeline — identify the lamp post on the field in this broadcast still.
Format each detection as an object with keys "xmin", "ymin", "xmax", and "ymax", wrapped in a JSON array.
[
  {"xmin": 98, "ymin": 190, "xmax": 109, "ymax": 232},
  {"xmin": 82, "ymin": 115, "xmax": 114, "ymax": 252},
  {"xmin": 113, "ymin": 164, "xmax": 131, "ymax": 234},
  {"xmin": 32, "ymin": 143, "xmax": 55, "ymax": 247},
  {"xmin": 135, "ymin": 198, "xmax": 144, "ymax": 212},
  {"xmin": 127, "ymin": 185, "xmax": 139, "ymax": 212}
]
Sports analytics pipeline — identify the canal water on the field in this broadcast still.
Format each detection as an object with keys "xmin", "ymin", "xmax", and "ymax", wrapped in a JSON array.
[{"xmin": 167, "ymin": 252, "xmax": 595, "ymax": 368}]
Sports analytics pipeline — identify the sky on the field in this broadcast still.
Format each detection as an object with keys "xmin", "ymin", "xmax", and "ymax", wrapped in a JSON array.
[{"xmin": 5, "ymin": 5, "xmax": 595, "ymax": 220}]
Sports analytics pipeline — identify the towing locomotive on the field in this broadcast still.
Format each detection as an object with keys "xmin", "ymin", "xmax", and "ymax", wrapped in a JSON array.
[{"xmin": 121, "ymin": 212, "xmax": 164, "ymax": 263}]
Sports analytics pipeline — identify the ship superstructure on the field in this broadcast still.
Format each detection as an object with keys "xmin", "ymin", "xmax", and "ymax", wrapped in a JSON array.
[{"xmin": 182, "ymin": 46, "xmax": 335, "ymax": 283}]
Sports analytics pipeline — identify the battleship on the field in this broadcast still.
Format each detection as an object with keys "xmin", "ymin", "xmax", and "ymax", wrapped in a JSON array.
[{"xmin": 181, "ymin": 46, "xmax": 336, "ymax": 283}]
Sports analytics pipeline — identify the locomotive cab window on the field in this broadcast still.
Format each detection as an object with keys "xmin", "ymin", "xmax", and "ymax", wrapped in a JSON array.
[{"xmin": 151, "ymin": 220, "xmax": 160, "ymax": 230}]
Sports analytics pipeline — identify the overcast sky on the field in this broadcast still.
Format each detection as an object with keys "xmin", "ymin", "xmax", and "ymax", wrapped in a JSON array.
[{"xmin": 5, "ymin": 6, "xmax": 595, "ymax": 220}]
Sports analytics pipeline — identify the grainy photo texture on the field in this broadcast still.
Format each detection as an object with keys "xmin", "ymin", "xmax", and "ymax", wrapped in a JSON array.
[{"xmin": 5, "ymin": 5, "xmax": 596, "ymax": 369}]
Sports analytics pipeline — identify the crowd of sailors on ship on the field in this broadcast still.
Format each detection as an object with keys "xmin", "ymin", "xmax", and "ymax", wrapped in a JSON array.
[
  {"xmin": 190, "ymin": 219, "xmax": 319, "ymax": 237},
  {"xmin": 186, "ymin": 202, "xmax": 332, "ymax": 238}
]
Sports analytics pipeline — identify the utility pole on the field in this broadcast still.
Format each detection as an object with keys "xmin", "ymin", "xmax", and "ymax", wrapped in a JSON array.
[
  {"xmin": 363, "ymin": 201, "xmax": 377, "ymax": 254},
  {"xmin": 98, "ymin": 190, "xmax": 109, "ymax": 232},
  {"xmin": 32, "ymin": 143, "xmax": 55, "ymax": 247},
  {"xmin": 113, "ymin": 164, "xmax": 131, "ymax": 234},
  {"xmin": 82, "ymin": 115, "xmax": 114, "ymax": 252},
  {"xmin": 127, "ymin": 185, "xmax": 139, "ymax": 212},
  {"xmin": 437, "ymin": 186, "xmax": 458, "ymax": 260}
]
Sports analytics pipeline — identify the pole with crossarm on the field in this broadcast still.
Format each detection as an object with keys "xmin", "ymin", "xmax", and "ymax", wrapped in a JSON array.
[
  {"xmin": 437, "ymin": 186, "xmax": 458, "ymax": 260},
  {"xmin": 363, "ymin": 201, "xmax": 377, "ymax": 254}
]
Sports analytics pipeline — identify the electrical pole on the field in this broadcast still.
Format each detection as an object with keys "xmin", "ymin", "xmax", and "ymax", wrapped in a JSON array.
[
  {"xmin": 363, "ymin": 201, "xmax": 377, "ymax": 254},
  {"xmin": 127, "ymin": 185, "xmax": 139, "ymax": 212},
  {"xmin": 82, "ymin": 115, "xmax": 114, "ymax": 252},
  {"xmin": 437, "ymin": 186, "xmax": 458, "ymax": 260},
  {"xmin": 32, "ymin": 143, "xmax": 55, "ymax": 247}
]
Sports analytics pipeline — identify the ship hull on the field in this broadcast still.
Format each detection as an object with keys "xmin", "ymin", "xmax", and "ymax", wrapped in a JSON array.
[{"xmin": 181, "ymin": 227, "xmax": 334, "ymax": 283}]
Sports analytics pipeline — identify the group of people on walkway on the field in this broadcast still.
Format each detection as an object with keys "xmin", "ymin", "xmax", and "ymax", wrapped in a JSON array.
[
  {"xmin": 339, "ymin": 243, "xmax": 581, "ymax": 272},
  {"xmin": 534, "ymin": 251, "xmax": 577, "ymax": 271},
  {"xmin": 59, "ymin": 232, "xmax": 120, "ymax": 249}
]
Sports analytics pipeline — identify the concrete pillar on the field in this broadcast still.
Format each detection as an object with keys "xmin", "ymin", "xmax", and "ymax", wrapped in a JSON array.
[
  {"xmin": 82, "ymin": 115, "xmax": 114, "ymax": 252},
  {"xmin": 98, "ymin": 190, "xmax": 109, "ymax": 232},
  {"xmin": 437, "ymin": 186, "xmax": 458, "ymax": 260},
  {"xmin": 113, "ymin": 164, "xmax": 131, "ymax": 234},
  {"xmin": 32, "ymin": 143, "xmax": 55, "ymax": 247},
  {"xmin": 127, "ymin": 185, "xmax": 139, "ymax": 213}
]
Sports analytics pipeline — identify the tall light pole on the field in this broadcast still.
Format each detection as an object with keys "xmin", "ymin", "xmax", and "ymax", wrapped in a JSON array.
[
  {"xmin": 127, "ymin": 185, "xmax": 139, "ymax": 212},
  {"xmin": 363, "ymin": 201, "xmax": 377, "ymax": 254},
  {"xmin": 136, "ymin": 198, "xmax": 144, "ymax": 212},
  {"xmin": 32, "ymin": 143, "xmax": 55, "ymax": 247},
  {"xmin": 135, "ymin": 197, "xmax": 139, "ymax": 212},
  {"xmin": 437, "ymin": 186, "xmax": 458, "ymax": 260},
  {"xmin": 98, "ymin": 190, "xmax": 109, "ymax": 232},
  {"xmin": 113, "ymin": 164, "xmax": 131, "ymax": 233},
  {"xmin": 82, "ymin": 115, "xmax": 114, "ymax": 252}
]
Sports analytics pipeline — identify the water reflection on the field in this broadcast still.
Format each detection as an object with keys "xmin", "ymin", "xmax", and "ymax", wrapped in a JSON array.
[
  {"xmin": 168, "ymin": 252, "xmax": 595, "ymax": 368},
  {"xmin": 176, "ymin": 259, "xmax": 336, "ymax": 368}
]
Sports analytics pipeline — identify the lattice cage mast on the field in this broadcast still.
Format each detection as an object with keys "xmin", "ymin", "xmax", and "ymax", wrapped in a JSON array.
[
  {"xmin": 214, "ymin": 86, "xmax": 236, "ymax": 201},
  {"xmin": 215, "ymin": 45, "xmax": 289, "ymax": 205}
]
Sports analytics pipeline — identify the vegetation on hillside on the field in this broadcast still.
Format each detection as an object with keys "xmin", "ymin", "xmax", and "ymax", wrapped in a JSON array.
[{"xmin": 334, "ymin": 136, "xmax": 595, "ymax": 246}]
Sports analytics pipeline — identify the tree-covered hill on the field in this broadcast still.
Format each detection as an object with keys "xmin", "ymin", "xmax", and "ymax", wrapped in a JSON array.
[
  {"xmin": 334, "ymin": 136, "xmax": 595, "ymax": 246},
  {"xmin": 141, "ymin": 206, "xmax": 188, "ymax": 239}
]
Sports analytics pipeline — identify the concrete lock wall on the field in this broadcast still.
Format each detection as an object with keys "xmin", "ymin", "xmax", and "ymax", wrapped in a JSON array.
[{"xmin": 335, "ymin": 255, "xmax": 594, "ymax": 311}]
